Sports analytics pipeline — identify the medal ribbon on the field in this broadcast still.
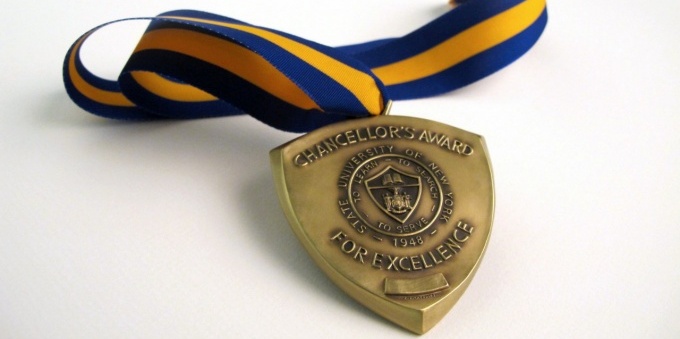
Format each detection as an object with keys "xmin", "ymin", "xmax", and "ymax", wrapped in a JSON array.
[{"xmin": 64, "ymin": 0, "xmax": 547, "ymax": 132}]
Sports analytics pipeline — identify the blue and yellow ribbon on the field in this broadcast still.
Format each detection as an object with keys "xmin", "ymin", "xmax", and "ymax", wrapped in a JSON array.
[{"xmin": 63, "ymin": 0, "xmax": 548, "ymax": 132}]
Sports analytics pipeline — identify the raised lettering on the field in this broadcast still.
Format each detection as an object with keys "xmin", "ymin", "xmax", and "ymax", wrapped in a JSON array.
[
  {"xmin": 372, "ymin": 253, "xmax": 383, "ymax": 269},
  {"xmin": 386, "ymin": 255, "xmax": 400, "ymax": 271}
]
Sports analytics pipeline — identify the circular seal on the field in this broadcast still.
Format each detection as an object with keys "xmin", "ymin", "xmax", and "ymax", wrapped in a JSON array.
[{"xmin": 341, "ymin": 148, "xmax": 447, "ymax": 239}]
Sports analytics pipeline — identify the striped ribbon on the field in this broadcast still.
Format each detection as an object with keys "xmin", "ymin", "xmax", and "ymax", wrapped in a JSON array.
[{"xmin": 63, "ymin": 0, "xmax": 548, "ymax": 132}]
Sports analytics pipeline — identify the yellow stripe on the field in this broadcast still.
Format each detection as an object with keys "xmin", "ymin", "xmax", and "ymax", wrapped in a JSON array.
[
  {"xmin": 130, "ymin": 72, "xmax": 217, "ymax": 102},
  {"xmin": 372, "ymin": 0, "xmax": 546, "ymax": 85},
  {"xmin": 68, "ymin": 34, "xmax": 134, "ymax": 107},
  {"xmin": 161, "ymin": 16, "xmax": 384, "ymax": 115},
  {"xmin": 134, "ymin": 28, "xmax": 320, "ymax": 111}
]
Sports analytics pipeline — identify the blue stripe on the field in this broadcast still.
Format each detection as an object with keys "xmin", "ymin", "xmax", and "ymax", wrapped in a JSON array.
[
  {"xmin": 337, "ymin": 38, "xmax": 396, "ymax": 56},
  {"xmin": 118, "ymin": 74, "xmax": 241, "ymax": 120},
  {"xmin": 63, "ymin": 66, "xmax": 154, "ymax": 121},
  {"xmin": 385, "ymin": 8, "xmax": 548, "ymax": 99},
  {"xmin": 150, "ymin": 18, "xmax": 376, "ymax": 116},
  {"xmin": 232, "ymin": 23, "xmax": 390, "ymax": 109},
  {"xmin": 159, "ymin": 10, "xmax": 248, "ymax": 25},
  {"xmin": 352, "ymin": 0, "xmax": 524, "ymax": 68},
  {"xmin": 123, "ymin": 49, "xmax": 349, "ymax": 131},
  {"xmin": 189, "ymin": 18, "xmax": 387, "ymax": 114}
]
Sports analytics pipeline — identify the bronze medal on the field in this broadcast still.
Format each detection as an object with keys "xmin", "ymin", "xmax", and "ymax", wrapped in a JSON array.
[{"xmin": 270, "ymin": 115, "xmax": 494, "ymax": 334}]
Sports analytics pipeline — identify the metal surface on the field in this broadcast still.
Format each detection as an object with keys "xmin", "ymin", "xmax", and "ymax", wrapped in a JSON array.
[{"xmin": 270, "ymin": 115, "xmax": 494, "ymax": 334}]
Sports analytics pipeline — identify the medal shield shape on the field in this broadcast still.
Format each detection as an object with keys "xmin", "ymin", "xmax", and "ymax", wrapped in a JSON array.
[{"xmin": 270, "ymin": 115, "xmax": 494, "ymax": 334}]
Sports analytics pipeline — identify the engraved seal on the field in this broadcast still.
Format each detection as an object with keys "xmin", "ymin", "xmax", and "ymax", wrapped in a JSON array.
[{"xmin": 340, "ymin": 147, "xmax": 449, "ymax": 240}]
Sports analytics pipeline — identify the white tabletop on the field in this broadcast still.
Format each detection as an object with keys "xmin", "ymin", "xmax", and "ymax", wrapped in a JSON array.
[{"xmin": 1, "ymin": 0, "xmax": 678, "ymax": 338}]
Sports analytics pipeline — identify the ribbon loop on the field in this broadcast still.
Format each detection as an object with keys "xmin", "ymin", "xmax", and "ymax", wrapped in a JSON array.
[{"xmin": 64, "ymin": 0, "xmax": 547, "ymax": 132}]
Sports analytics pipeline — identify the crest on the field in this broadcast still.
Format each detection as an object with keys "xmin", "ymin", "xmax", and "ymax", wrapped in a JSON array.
[
  {"xmin": 365, "ymin": 166, "xmax": 421, "ymax": 223},
  {"xmin": 270, "ymin": 116, "xmax": 494, "ymax": 334}
]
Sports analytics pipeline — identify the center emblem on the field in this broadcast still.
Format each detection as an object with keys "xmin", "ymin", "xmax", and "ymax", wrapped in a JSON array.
[
  {"xmin": 345, "ymin": 153, "xmax": 445, "ymax": 238},
  {"xmin": 365, "ymin": 166, "xmax": 421, "ymax": 223}
]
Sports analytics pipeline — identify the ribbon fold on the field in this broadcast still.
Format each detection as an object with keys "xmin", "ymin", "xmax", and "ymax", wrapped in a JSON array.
[{"xmin": 64, "ymin": 0, "xmax": 547, "ymax": 132}]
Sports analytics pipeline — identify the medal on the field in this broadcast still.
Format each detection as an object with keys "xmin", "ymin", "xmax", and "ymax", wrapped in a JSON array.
[
  {"xmin": 271, "ymin": 114, "xmax": 493, "ymax": 333},
  {"xmin": 62, "ymin": 0, "xmax": 547, "ymax": 334}
]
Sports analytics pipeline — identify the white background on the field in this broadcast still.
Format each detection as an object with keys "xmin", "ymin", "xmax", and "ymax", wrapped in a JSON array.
[{"xmin": 1, "ymin": 0, "xmax": 678, "ymax": 338}]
